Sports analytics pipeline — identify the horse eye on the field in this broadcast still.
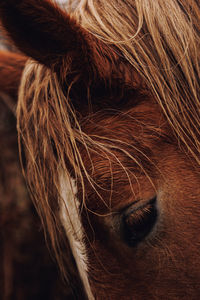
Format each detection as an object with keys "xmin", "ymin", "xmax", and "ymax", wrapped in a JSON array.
[{"xmin": 121, "ymin": 197, "xmax": 157, "ymax": 247}]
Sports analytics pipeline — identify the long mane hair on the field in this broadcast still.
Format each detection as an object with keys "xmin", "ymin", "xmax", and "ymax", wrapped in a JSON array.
[
  {"xmin": 16, "ymin": 0, "xmax": 200, "ymax": 280},
  {"xmin": 73, "ymin": 0, "xmax": 200, "ymax": 158}
]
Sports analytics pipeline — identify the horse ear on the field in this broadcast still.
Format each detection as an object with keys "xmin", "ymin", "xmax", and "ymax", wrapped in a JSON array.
[{"xmin": 0, "ymin": 0, "xmax": 100, "ymax": 74}]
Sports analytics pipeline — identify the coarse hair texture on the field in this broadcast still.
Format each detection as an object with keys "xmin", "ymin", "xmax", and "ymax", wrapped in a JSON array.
[
  {"xmin": 17, "ymin": 0, "xmax": 200, "ymax": 280},
  {"xmin": 72, "ymin": 0, "xmax": 200, "ymax": 160}
]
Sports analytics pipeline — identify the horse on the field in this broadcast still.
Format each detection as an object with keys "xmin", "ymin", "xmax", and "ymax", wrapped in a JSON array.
[{"xmin": 0, "ymin": 0, "xmax": 199, "ymax": 299}]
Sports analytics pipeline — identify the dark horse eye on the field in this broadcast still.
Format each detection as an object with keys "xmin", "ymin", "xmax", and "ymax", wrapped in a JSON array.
[{"xmin": 122, "ymin": 197, "xmax": 157, "ymax": 247}]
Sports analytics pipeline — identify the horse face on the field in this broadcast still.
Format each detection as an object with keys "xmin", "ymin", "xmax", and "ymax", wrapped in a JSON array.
[
  {"xmin": 73, "ymin": 97, "xmax": 200, "ymax": 299},
  {"xmin": 59, "ymin": 79, "xmax": 200, "ymax": 298},
  {"xmin": 1, "ymin": 0, "xmax": 200, "ymax": 299}
]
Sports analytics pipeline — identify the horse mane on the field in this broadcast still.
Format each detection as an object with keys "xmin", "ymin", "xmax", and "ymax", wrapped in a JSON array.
[
  {"xmin": 73, "ymin": 0, "xmax": 200, "ymax": 160},
  {"xmin": 16, "ymin": 0, "xmax": 200, "ymax": 283}
]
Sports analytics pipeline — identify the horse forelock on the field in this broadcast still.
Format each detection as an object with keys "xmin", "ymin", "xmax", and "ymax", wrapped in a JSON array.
[
  {"xmin": 16, "ymin": 56, "xmax": 162, "ymax": 291},
  {"xmin": 16, "ymin": 55, "xmax": 171, "ymax": 294},
  {"xmin": 74, "ymin": 0, "xmax": 200, "ymax": 162}
]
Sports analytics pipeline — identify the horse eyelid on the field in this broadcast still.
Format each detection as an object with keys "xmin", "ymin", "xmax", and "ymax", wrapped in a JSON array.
[{"xmin": 121, "ymin": 197, "xmax": 158, "ymax": 247}]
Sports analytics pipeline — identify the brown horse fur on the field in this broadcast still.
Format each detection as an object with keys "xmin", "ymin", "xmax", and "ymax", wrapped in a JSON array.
[
  {"xmin": 0, "ymin": 0, "xmax": 200, "ymax": 299},
  {"xmin": 0, "ymin": 51, "xmax": 27, "ymax": 100}
]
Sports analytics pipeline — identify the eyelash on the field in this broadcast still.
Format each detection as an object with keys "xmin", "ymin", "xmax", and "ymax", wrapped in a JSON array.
[{"xmin": 121, "ymin": 197, "xmax": 158, "ymax": 247}]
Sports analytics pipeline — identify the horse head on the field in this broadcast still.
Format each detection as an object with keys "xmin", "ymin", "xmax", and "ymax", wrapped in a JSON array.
[{"xmin": 0, "ymin": 0, "xmax": 200, "ymax": 298}]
